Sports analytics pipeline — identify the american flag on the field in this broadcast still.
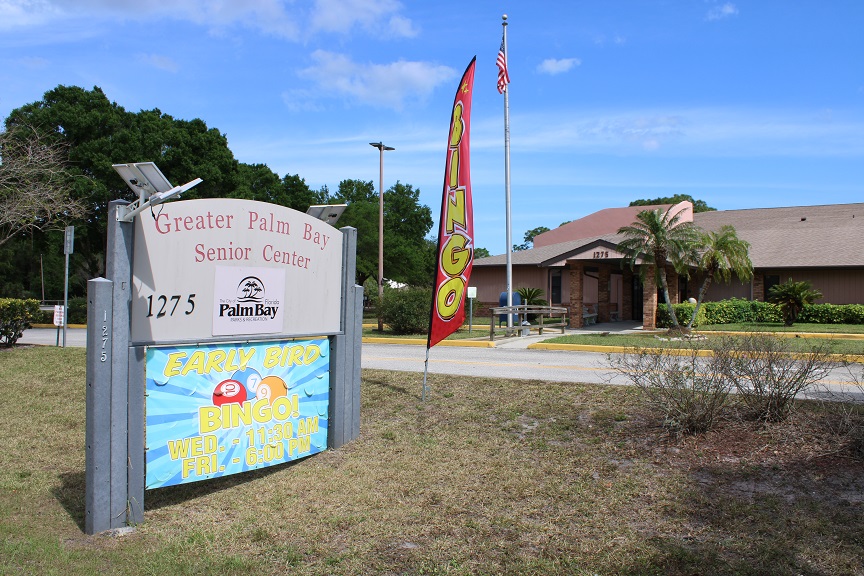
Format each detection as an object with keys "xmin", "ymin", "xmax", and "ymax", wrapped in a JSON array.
[{"xmin": 496, "ymin": 35, "xmax": 510, "ymax": 94}]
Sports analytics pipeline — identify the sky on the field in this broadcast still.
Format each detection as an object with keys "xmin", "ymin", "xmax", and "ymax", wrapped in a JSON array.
[{"xmin": 1, "ymin": 0, "xmax": 862, "ymax": 255}]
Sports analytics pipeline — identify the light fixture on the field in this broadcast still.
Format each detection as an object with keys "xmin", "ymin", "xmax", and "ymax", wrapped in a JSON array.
[
  {"xmin": 306, "ymin": 204, "xmax": 348, "ymax": 225},
  {"xmin": 112, "ymin": 162, "xmax": 202, "ymax": 222}
]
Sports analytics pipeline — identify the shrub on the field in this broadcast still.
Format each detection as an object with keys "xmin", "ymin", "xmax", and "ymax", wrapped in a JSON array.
[
  {"xmin": 606, "ymin": 341, "xmax": 733, "ymax": 435},
  {"xmin": 379, "ymin": 287, "xmax": 432, "ymax": 335},
  {"xmin": 812, "ymin": 365, "xmax": 864, "ymax": 458},
  {"xmin": 767, "ymin": 279, "xmax": 822, "ymax": 326},
  {"xmin": 0, "ymin": 298, "xmax": 40, "ymax": 346},
  {"xmin": 68, "ymin": 297, "xmax": 87, "ymax": 324},
  {"xmin": 656, "ymin": 302, "xmax": 703, "ymax": 328},
  {"xmin": 719, "ymin": 332, "xmax": 833, "ymax": 422}
]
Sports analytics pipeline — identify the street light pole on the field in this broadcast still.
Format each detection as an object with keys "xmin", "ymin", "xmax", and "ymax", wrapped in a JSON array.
[{"xmin": 370, "ymin": 142, "xmax": 395, "ymax": 332}]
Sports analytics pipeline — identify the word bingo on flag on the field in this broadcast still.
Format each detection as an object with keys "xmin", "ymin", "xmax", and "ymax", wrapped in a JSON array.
[{"xmin": 428, "ymin": 57, "xmax": 476, "ymax": 348}]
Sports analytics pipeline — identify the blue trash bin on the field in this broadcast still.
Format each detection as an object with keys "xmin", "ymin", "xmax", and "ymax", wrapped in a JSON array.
[{"xmin": 498, "ymin": 291, "xmax": 522, "ymax": 326}]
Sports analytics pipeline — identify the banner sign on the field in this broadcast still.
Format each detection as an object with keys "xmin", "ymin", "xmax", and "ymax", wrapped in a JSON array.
[
  {"xmin": 144, "ymin": 338, "xmax": 330, "ymax": 489},
  {"xmin": 428, "ymin": 57, "xmax": 476, "ymax": 348},
  {"xmin": 131, "ymin": 198, "xmax": 343, "ymax": 344}
]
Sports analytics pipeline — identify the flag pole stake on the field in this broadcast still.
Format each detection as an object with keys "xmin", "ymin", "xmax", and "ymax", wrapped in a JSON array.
[{"xmin": 422, "ymin": 348, "xmax": 431, "ymax": 402}]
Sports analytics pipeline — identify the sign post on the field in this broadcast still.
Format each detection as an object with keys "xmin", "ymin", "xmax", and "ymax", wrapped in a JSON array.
[
  {"xmin": 467, "ymin": 286, "xmax": 477, "ymax": 333},
  {"xmin": 63, "ymin": 226, "xmax": 74, "ymax": 347}
]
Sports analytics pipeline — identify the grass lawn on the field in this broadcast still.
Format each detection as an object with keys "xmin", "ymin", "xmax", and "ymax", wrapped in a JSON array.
[
  {"xmin": 545, "ymin": 327, "xmax": 864, "ymax": 356},
  {"xmin": 698, "ymin": 322, "xmax": 864, "ymax": 334},
  {"xmin": 1, "ymin": 346, "xmax": 863, "ymax": 575}
]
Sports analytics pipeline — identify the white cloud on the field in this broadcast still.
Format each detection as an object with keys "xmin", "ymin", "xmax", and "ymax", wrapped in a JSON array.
[
  {"xmin": 537, "ymin": 57, "xmax": 581, "ymax": 75},
  {"xmin": 706, "ymin": 2, "xmax": 739, "ymax": 21},
  {"xmin": 296, "ymin": 50, "xmax": 456, "ymax": 111},
  {"xmin": 0, "ymin": 0, "xmax": 62, "ymax": 29},
  {"xmin": 138, "ymin": 53, "xmax": 179, "ymax": 73},
  {"xmin": 310, "ymin": 0, "xmax": 416, "ymax": 37},
  {"xmin": 0, "ymin": 0, "xmax": 416, "ymax": 40}
]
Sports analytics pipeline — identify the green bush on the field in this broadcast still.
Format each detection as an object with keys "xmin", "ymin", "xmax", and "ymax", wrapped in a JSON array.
[
  {"xmin": 379, "ymin": 287, "xmax": 432, "ymax": 335},
  {"xmin": 799, "ymin": 303, "xmax": 864, "ymax": 325},
  {"xmin": 656, "ymin": 302, "xmax": 699, "ymax": 328},
  {"xmin": 68, "ymin": 297, "xmax": 87, "ymax": 324},
  {"xmin": 0, "ymin": 298, "xmax": 40, "ymax": 346}
]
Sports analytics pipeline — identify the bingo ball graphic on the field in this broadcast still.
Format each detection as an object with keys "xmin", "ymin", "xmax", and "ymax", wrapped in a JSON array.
[
  {"xmin": 230, "ymin": 367, "xmax": 263, "ymax": 397},
  {"xmin": 212, "ymin": 379, "xmax": 248, "ymax": 406},
  {"xmin": 255, "ymin": 375, "xmax": 288, "ymax": 405}
]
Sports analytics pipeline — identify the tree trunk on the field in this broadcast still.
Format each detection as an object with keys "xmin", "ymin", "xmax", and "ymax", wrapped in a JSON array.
[
  {"xmin": 658, "ymin": 268, "xmax": 680, "ymax": 329},
  {"xmin": 687, "ymin": 272, "xmax": 715, "ymax": 329}
]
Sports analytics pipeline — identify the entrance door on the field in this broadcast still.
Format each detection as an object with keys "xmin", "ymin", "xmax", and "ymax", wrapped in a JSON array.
[{"xmin": 631, "ymin": 274, "xmax": 643, "ymax": 320}]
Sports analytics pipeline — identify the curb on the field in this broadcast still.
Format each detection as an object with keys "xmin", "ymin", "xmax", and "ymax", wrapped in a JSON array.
[
  {"xmin": 362, "ymin": 337, "xmax": 496, "ymax": 348},
  {"xmin": 528, "ymin": 341, "xmax": 864, "ymax": 363}
]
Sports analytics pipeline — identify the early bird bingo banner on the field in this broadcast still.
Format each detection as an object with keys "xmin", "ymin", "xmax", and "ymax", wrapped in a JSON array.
[{"xmin": 145, "ymin": 338, "xmax": 329, "ymax": 489}]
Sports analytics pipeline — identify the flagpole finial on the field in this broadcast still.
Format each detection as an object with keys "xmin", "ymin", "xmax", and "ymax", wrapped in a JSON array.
[{"xmin": 502, "ymin": 14, "xmax": 508, "ymax": 22}]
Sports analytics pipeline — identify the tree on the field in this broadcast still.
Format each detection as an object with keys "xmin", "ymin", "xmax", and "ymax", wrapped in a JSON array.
[
  {"xmin": 474, "ymin": 247, "xmax": 491, "ymax": 259},
  {"xmin": 617, "ymin": 206, "xmax": 700, "ymax": 330},
  {"xmin": 767, "ymin": 279, "xmax": 822, "ymax": 327},
  {"xmin": 513, "ymin": 226, "xmax": 550, "ymax": 251},
  {"xmin": 5, "ymin": 85, "xmax": 243, "ymax": 283},
  {"xmin": 332, "ymin": 179, "xmax": 433, "ymax": 287},
  {"xmin": 0, "ymin": 123, "xmax": 88, "ymax": 248},
  {"xmin": 687, "ymin": 225, "xmax": 753, "ymax": 328},
  {"xmin": 630, "ymin": 194, "xmax": 716, "ymax": 213}
]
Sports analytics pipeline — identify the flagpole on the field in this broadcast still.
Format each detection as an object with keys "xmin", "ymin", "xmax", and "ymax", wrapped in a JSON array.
[{"xmin": 502, "ymin": 14, "xmax": 514, "ymax": 333}]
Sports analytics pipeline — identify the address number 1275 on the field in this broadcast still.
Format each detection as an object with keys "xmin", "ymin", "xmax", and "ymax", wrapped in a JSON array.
[{"xmin": 146, "ymin": 294, "xmax": 196, "ymax": 318}]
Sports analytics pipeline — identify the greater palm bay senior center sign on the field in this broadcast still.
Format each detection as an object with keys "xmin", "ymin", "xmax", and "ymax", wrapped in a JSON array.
[{"xmin": 131, "ymin": 198, "xmax": 343, "ymax": 343}]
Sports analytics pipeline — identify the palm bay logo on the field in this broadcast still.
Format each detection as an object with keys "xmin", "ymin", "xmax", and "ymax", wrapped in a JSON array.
[
  {"xmin": 237, "ymin": 276, "xmax": 265, "ymax": 303},
  {"xmin": 213, "ymin": 267, "xmax": 285, "ymax": 336}
]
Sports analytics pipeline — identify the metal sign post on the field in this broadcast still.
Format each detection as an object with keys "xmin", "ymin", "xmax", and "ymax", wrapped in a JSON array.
[{"xmin": 63, "ymin": 226, "xmax": 74, "ymax": 347}]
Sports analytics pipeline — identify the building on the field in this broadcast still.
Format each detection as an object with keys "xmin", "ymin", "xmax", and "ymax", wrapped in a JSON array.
[{"xmin": 471, "ymin": 201, "xmax": 864, "ymax": 329}]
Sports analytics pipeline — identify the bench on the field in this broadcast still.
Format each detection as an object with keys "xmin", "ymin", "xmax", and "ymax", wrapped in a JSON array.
[
  {"xmin": 488, "ymin": 305, "xmax": 568, "ymax": 340},
  {"xmin": 582, "ymin": 304, "xmax": 598, "ymax": 325}
]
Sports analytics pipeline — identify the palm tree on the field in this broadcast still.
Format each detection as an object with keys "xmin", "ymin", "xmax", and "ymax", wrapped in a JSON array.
[
  {"xmin": 617, "ymin": 206, "xmax": 699, "ymax": 330},
  {"xmin": 687, "ymin": 225, "xmax": 753, "ymax": 329},
  {"xmin": 768, "ymin": 279, "xmax": 822, "ymax": 326}
]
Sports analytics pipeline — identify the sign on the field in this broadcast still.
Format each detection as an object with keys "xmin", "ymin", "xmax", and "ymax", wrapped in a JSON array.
[
  {"xmin": 53, "ymin": 305, "xmax": 65, "ymax": 327},
  {"xmin": 64, "ymin": 226, "xmax": 74, "ymax": 255},
  {"xmin": 144, "ymin": 338, "xmax": 330, "ymax": 489},
  {"xmin": 131, "ymin": 199, "xmax": 343, "ymax": 344}
]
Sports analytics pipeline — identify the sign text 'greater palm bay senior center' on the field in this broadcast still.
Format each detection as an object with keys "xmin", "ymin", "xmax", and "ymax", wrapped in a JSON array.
[{"xmin": 131, "ymin": 198, "xmax": 343, "ymax": 343}]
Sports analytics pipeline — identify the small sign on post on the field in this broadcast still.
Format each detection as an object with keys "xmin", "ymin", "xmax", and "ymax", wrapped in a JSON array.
[
  {"xmin": 467, "ymin": 286, "xmax": 477, "ymax": 333},
  {"xmin": 53, "ymin": 305, "xmax": 64, "ymax": 346},
  {"xmin": 64, "ymin": 226, "xmax": 75, "ymax": 255},
  {"xmin": 53, "ymin": 305, "xmax": 65, "ymax": 326}
]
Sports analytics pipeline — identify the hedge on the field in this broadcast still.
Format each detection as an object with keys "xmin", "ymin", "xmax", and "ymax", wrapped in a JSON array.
[
  {"xmin": 0, "ymin": 298, "xmax": 41, "ymax": 346},
  {"xmin": 657, "ymin": 298, "xmax": 864, "ymax": 328}
]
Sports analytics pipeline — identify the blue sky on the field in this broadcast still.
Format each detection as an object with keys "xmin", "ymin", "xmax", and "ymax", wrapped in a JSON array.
[{"xmin": 1, "ymin": 1, "xmax": 862, "ymax": 255}]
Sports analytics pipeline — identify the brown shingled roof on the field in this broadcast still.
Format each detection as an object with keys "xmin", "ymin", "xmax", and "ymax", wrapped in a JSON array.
[
  {"xmin": 533, "ymin": 203, "xmax": 673, "ymax": 247},
  {"xmin": 474, "ymin": 202, "xmax": 864, "ymax": 270},
  {"xmin": 694, "ymin": 203, "xmax": 864, "ymax": 268}
]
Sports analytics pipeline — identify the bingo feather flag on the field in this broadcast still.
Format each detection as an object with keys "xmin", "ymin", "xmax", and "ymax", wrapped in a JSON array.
[{"xmin": 427, "ymin": 57, "xmax": 476, "ymax": 349}]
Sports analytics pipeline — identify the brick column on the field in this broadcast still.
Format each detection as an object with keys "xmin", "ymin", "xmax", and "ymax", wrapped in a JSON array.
[
  {"xmin": 568, "ymin": 261, "xmax": 584, "ymax": 328},
  {"xmin": 642, "ymin": 265, "xmax": 657, "ymax": 330},
  {"xmin": 666, "ymin": 266, "xmax": 679, "ymax": 304},
  {"xmin": 752, "ymin": 274, "xmax": 765, "ymax": 301},
  {"xmin": 598, "ymin": 266, "xmax": 610, "ymax": 322}
]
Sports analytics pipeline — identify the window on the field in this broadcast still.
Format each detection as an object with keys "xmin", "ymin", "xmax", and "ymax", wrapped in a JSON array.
[{"xmin": 764, "ymin": 274, "xmax": 780, "ymax": 301}]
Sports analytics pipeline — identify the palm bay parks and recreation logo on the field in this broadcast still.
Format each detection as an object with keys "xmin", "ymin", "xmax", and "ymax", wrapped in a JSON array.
[{"xmin": 212, "ymin": 267, "xmax": 286, "ymax": 336}]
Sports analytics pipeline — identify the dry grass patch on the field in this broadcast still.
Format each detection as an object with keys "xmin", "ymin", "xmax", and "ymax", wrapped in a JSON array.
[{"xmin": 1, "ymin": 347, "xmax": 862, "ymax": 575}]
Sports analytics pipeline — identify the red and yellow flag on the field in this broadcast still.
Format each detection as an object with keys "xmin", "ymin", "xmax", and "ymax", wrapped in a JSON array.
[{"xmin": 428, "ymin": 57, "xmax": 476, "ymax": 349}]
